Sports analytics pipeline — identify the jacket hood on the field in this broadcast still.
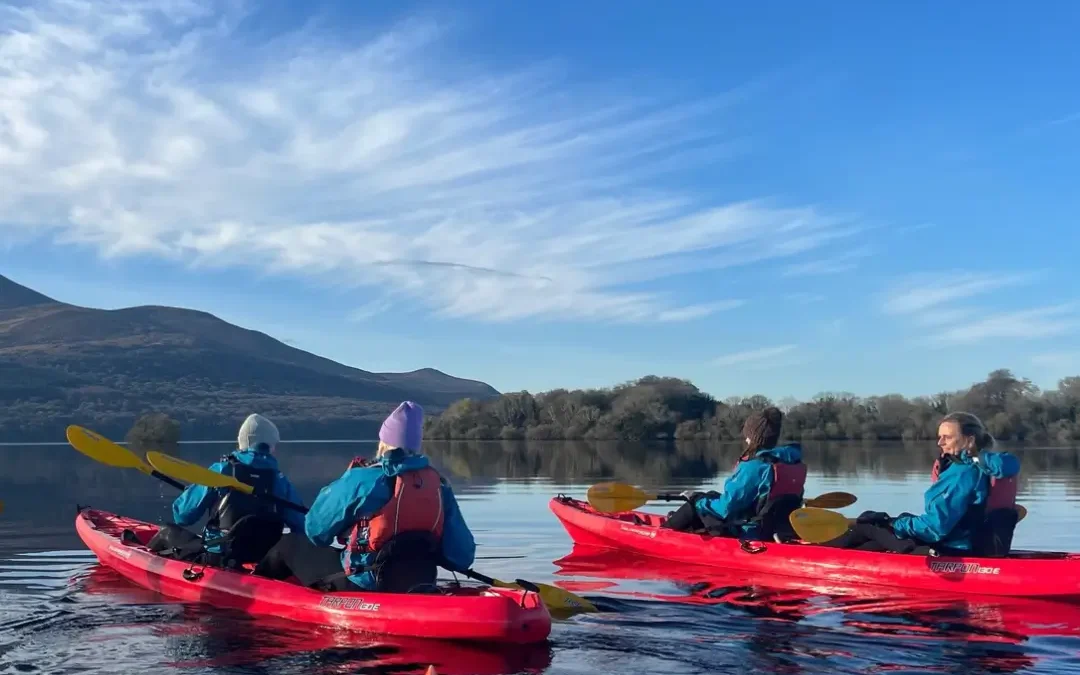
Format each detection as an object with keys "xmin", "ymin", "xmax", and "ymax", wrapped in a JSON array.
[
  {"xmin": 755, "ymin": 443, "xmax": 802, "ymax": 464},
  {"xmin": 972, "ymin": 449, "xmax": 1021, "ymax": 479},
  {"xmin": 231, "ymin": 448, "xmax": 280, "ymax": 469},
  {"xmin": 379, "ymin": 448, "xmax": 432, "ymax": 477}
]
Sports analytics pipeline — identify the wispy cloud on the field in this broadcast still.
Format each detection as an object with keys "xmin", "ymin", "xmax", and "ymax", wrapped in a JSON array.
[
  {"xmin": 348, "ymin": 298, "xmax": 395, "ymax": 322},
  {"xmin": 882, "ymin": 271, "xmax": 1079, "ymax": 345},
  {"xmin": 1020, "ymin": 111, "xmax": 1080, "ymax": 138},
  {"xmin": 881, "ymin": 272, "xmax": 1039, "ymax": 315},
  {"xmin": 1031, "ymin": 352, "xmax": 1080, "ymax": 372},
  {"xmin": 656, "ymin": 300, "xmax": 743, "ymax": 322},
  {"xmin": 781, "ymin": 246, "xmax": 871, "ymax": 278},
  {"xmin": 0, "ymin": 1, "xmax": 862, "ymax": 324},
  {"xmin": 928, "ymin": 304, "xmax": 1080, "ymax": 346},
  {"xmin": 711, "ymin": 344, "xmax": 797, "ymax": 367},
  {"xmin": 786, "ymin": 292, "xmax": 825, "ymax": 304}
]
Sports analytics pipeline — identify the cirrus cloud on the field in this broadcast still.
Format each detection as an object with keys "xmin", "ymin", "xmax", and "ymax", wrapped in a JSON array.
[{"xmin": 0, "ymin": 0, "xmax": 861, "ymax": 323}]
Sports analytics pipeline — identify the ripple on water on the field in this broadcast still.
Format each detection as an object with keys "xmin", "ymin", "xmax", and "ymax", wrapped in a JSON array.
[{"xmin": 7, "ymin": 453, "xmax": 1080, "ymax": 674}]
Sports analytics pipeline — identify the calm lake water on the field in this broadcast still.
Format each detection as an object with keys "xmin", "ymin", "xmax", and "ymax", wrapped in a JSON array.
[{"xmin": 4, "ymin": 439, "xmax": 1080, "ymax": 674}]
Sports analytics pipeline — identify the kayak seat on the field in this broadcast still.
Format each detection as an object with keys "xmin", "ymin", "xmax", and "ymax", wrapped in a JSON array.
[
  {"xmin": 369, "ymin": 531, "xmax": 441, "ymax": 594},
  {"xmin": 752, "ymin": 494, "xmax": 804, "ymax": 543},
  {"xmin": 971, "ymin": 507, "xmax": 1020, "ymax": 558}
]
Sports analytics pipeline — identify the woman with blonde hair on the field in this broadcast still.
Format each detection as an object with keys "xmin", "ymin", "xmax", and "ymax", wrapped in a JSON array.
[{"xmin": 823, "ymin": 411, "xmax": 1021, "ymax": 555}]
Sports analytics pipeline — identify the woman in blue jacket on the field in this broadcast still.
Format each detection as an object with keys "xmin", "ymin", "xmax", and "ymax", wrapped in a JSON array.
[
  {"xmin": 147, "ymin": 413, "xmax": 305, "ymax": 565},
  {"xmin": 254, "ymin": 402, "xmax": 476, "ymax": 592},
  {"xmin": 823, "ymin": 411, "xmax": 1021, "ymax": 554},
  {"xmin": 662, "ymin": 407, "xmax": 808, "ymax": 541}
]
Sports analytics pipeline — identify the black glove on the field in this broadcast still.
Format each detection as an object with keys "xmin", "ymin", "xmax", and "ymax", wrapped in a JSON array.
[
  {"xmin": 856, "ymin": 510, "xmax": 892, "ymax": 526},
  {"xmin": 933, "ymin": 453, "xmax": 956, "ymax": 480}
]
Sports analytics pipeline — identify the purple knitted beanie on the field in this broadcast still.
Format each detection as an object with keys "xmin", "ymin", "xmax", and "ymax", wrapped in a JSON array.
[{"xmin": 379, "ymin": 401, "xmax": 424, "ymax": 452}]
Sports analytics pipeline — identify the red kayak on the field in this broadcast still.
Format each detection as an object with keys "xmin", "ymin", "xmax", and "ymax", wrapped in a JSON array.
[
  {"xmin": 76, "ymin": 507, "xmax": 551, "ymax": 644},
  {"xmin": 80, "ymin": 565, "xmax": 556, "ymax": 674},
  {"xmin": 550, "ymin": 495, "xmax": 1080, "ymax": 600},
  {"xmin": 552, "ymin": 545, "xmax": 1080, "ymax": 643}
]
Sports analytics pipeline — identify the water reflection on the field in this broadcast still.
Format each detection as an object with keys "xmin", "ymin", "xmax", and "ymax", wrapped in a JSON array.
[
  {"xmin": 5, "ymin": 439, "xmax": 1080, "ymax": 502},
  {"xmin": 553, "ymin": 545, "xmax": 1080, "ymax": 673},
  {"xmin": 4, "ymin": 439, "xmax": 1080, "ymax": 674}
]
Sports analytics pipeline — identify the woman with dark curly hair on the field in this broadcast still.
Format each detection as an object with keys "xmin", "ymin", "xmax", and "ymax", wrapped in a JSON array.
[{"xmin": 662, "ymin": 406, "xmax": 807, "ymax": 542}]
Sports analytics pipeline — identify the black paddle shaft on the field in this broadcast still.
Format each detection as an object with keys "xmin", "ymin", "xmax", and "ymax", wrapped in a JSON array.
[
  {"xmin": 149, "ymin": 470, "xmax": 186, "ymax": 492},
  {"xmin": 452, "ymin": 566, "xmax": 539, "ymax": 593},
  {"xmin": 657, "ymin": 492, "xmax": 689, "ymax": 502},
  {"xmin": 146, "ymin": 468, "xmax": 308, "ymax": 514}
]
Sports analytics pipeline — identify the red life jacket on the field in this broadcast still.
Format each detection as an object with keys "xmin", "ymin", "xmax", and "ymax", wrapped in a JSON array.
[
  {"xmin": 344, "ymin": 459, "xmax": 445, "ymax": 572},
  {"xmin": 984, "ymin": 475, "xmax": 1018, "ymax": 511},
  {"xmin": 733, "ymin": 455, "xmax": 807, "ymax": 514},
  {"xmin": 768, "ymin": 461, "xmax": 807, "ymax": 501}
]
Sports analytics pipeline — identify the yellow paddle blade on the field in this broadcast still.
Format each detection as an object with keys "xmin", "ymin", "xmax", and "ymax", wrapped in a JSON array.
[
  {"xmin": 66, "ymin": 425, "xmax": 153, "ymax": 475},
  {"xmin": 587, "ymin": 482, "xmax": 652, "ymax": 503},
  {"xmin": 1016, "ymin": 504, "xmax": 1027, "ymax": 522},
  {"xmin": 145, "ymin": 451, "xmax": 253, "ymax": 494},
  {"xmin": 804, "ymin": 491, "xmax": 858, "ymax": 509},
  {"xmin": 789, "ymin": 507, "xmax": 851, "ymax": 544},
  {"xmin": 587, "ymin": 482, "xmax": 654, "ymax": 514},
  {"xmin": 491, "ymin": 577, "xmax": 599, "ymax": 613}
]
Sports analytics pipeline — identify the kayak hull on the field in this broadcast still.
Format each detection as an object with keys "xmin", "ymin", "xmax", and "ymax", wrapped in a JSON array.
[
  {"xmin": 76, "ymin": 508, "xmax": 551, "ymax": 644},
  {"xmin": 549, "ymin": 495, "xmax": 1080, "ymax": 600}
]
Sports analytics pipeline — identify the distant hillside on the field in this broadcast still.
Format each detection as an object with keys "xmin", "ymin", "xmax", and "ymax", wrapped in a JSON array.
[{"xmin": 0, "ymin": 273, "xmax": 499, "ymax": 442}]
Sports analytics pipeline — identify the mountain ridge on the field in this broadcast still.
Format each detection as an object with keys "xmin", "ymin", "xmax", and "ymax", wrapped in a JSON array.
[{"xmin": 0, "ymin": 273, "xmax": 499, "ymax": 442}]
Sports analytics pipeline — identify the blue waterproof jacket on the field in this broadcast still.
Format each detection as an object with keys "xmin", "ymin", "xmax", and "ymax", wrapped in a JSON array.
[
  {"xmin": 891, "ymin": 449, "xmax": 1021, "ymax": 550},
  {"xmin": 304, "ymin": 449, "xmax": 476, "ymax": 590},
  {"xmin": 171, "ymin": 448, "xmax": 306, "ymax": 551},
  {"xmin": 695, "ymin": 444, "xmax": 804, "ymax": 539}
]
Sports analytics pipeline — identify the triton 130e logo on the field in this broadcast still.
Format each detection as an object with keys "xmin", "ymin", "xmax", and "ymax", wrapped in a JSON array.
[
  {"xmin": 928, "ymin": 561, "xmax": 1001, "ymax": 575},
  {"xmin": 618, "ymin": 525, "xmax": 658, "ymax": 539},
  {"xmin": 319, "ymin": 596, "xmax": 381, "ymax": 611}
]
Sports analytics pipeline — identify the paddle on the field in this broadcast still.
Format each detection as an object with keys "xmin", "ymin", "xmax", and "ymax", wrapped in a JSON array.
[
  {"xmin": 452, "ymin": 566, "xmax": 598, "ymax": 613},
  {"xmin": 66, "ymin": 425, "xmax": 186, "ymax": 491},
  {"xmin": 586, "ymin": 481, "xmax": 858, "ymax": 514},
  {"xmin": 144, "ymin": 449, "xmax": 599, "ymax": 613},
  {"xmin": 145, "ymin": 451, "xmax": 309, "ymax": 514},
  {"xmin": 789, "ymin": 504, "xmax": 1031, "ymax": 545}
]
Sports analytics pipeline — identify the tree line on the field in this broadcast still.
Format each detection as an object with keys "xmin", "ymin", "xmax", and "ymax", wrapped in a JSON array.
[{"xmin": 423, "ymin": 369, "xmax": 1080, "ymax": 444}]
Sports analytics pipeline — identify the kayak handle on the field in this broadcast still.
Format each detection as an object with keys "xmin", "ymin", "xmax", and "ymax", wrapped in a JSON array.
[{"xmin": 513, "ymin": 578, "xmax": 539, "ymax": 593}]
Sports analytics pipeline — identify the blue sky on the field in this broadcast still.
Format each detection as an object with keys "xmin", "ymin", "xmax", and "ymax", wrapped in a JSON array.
[{"xmin": 2, "ymin": 0, "xmax": 1079, "ymax": 402}]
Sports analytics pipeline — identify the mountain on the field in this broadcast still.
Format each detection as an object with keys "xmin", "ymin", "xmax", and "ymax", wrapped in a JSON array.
[{"xmin": 0, "ymin": 273, "xmax": 499, "ymax": 442}]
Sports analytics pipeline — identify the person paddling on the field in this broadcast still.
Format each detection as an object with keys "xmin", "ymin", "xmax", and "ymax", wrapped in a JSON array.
[
  {"xmin": 661, "ymin": 407, "xmax": 808, "ymax": 542},
  {"xmin": 254, "ymin": 401, "xmax": 476, "ymax": 592},
  {"xmin": 822, "ymin": 411, "xmax": 1021, "ymax": 555},
  {"xmin": 147, "ymin": 413, "xmax": 305, "ymax": 566}
]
